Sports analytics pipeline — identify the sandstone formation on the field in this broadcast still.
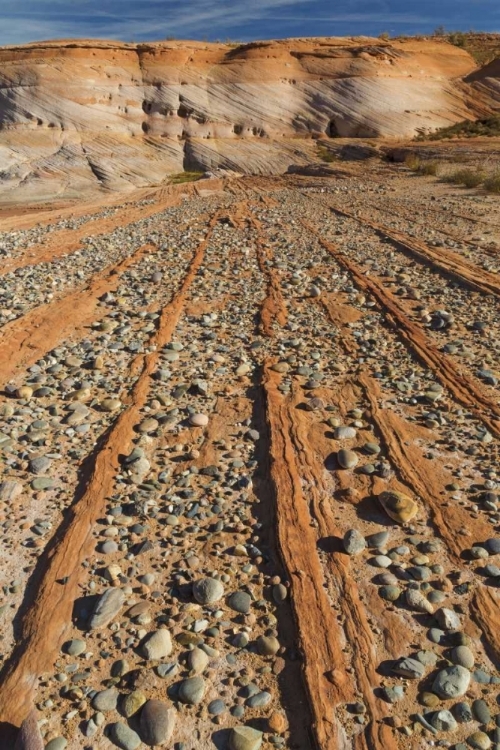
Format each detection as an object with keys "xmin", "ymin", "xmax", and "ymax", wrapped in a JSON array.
[{"xmin": 0, "ymin": 36, "xmax": 497, "ymax": 202}]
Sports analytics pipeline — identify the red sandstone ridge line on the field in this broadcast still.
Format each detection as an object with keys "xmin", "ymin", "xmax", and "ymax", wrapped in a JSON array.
[
  {"xmin": 250, "ymin": 214, "xmax": 288, "ymax": 337},
  {"xmin": 0, "ymin": 215, "xmax": 219, "ymax": 732},
  {"xmin": 284, "ymin": 376, "xmax": 398, "ymax": 750},
  {"xmin": 0, "ymin": 181, "xmax": 215, "ymax": 276},
  {"xmin": 470, "ymin": 586, "xmax": 500, "ymax": 665},
  {"xmin": 303, "ymin": 220, "xmax": 500, "ymax": 439},
  {"xmin": 358, "ymin": 372, "xmax": 493, "ymax": 560},
  {"xmin": 263, "ymin": 362, "xmax": 349, "ymax": 750},
  {"xmin": 322, "ymin": 202, "xmax": 500, "ymax": 299},
  {"xmin": 0, "ymin": 243, "xmax": 154, "ymax": 385}
]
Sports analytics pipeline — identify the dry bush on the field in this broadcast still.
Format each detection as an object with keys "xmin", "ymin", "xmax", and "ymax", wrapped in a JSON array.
[
  {"xmin": 418, "ymin": 161, "xmax": 440, "ymax": 176},
  {"xmin": 317, "ymin": 144, "xmax": 337, "ymax": 163},
  {"xmin": 170, "ymin": 171, "xmax": 204, "ymax": 184},
  {"xmin": 404, "ymin": 154, "xmax": 421, "ymax": 171},
  {"xmin": 484, "ymin": 172, "xmax": 500, "ymax": 193},
  {"xmin": 415, "ymin": 115, "xmax": 500, "ymax": 141},
  {"xmin": 442, "ymin": 168, "xmax": 486, "ymax": 187}
]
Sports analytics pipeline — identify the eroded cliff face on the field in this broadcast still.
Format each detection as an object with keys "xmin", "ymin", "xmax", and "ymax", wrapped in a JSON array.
[{"xmin": 0, "ymin": 37, "xmax": 495, "ymax": 201}]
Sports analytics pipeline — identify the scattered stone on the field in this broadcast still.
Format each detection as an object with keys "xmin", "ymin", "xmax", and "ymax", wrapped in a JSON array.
[
  {"xmin": 406, "ymin": 588, "xmax": 434, "ymax": 614},
  {"xmin": 430, "ymin": 710, "xmax": 457, "ymax": 732},
  {"xmin": 189, "ymin": 413, "xmax": 209, "ymax": 427},
  {"xmin": 92, "ymin": 688, "xmax": 119, "ymax": 712},
  {"xmin": 432, "ymin": 666, "xmax": 471, "ymax": 699},
  {"xmin": 379, "ymin": 585, "xmax": 401, "ymax": 601},
  {"xmin": 88, "ymin": 588, "xmax": 125, "ymax": 630},
  {"xmin": 121, "ymin": 690, "xmax": 146, "ymax": 718},
  {"xmin": 337, "ymin": 449, "xmax": 358, "ymax": 469},
  {"xmin": 256, "ymin": 635, "xmax": 280, "ymax": 656},
  {"xmin": 63, "ymin": 639, "xmax": 86, "ymax": 656},
  {"xmin": 140, "ymin": 700, "xmax": 177, "ymax": 746},
  {"xmin": 228, "ymin": 591, "xmax": 252, "ymax": 614},
  {"xmin": 192, "ymin": 578, "xmax": 224, "ymax": 604},
  {"xmin": 229, "ymin": 726, "xmax": 263, "ymax": 750},
  {"xmin": 140, "ymin": 629, "xmax": 172, "ymax": 660},
  {"xmin": 0, "ymin": 479, "xmax": 23, "ymax": 505},
  {"xmin": 334, "ymin": 425, "xmax": 357, "ymax": 439},
  {"xmin": 187, "ymin": 648, "xmax": 209, "ymax": 674},
  {"xmin": 108, "ymin": 722, "xmax": 141, "ymax": 750},
  {"xmin": 472, "ymin": 699, "xmax": 491, "ymax": 725},
  {"xmin": 392, "ymin": 657, "xmax": 425, "ymax": 679},
  {"xmin": 451, "ymin": 646, "xmax": 475, "ymax": 670},
  {"xmin": 378, "ymin": 490, "xmax": 418, "ymax": 524},
  {"xmin": 467, "ymin": 732, "xmax": 492, "ymax": 750},
  {"xmin": 178, "ymin": 676, "xmax": 206, "ymax": 705},
  {"xmin": 435, "ymin": 608, "xmax": 461, "ymax": 630},
  {"xmin": 453, "ymin": 702, "xmax": 473, "ymax": 723},
  {"xmin": 343, "ymin": 529, "xmax": 366, "ymax": 555},
  {"xmin": 45, "ymin": 740, "xmax": 67, "ymax": 750}
]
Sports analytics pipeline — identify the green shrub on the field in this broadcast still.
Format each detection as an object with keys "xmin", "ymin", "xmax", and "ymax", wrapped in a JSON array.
[
  {"xmin": 415, "ymin": 115, "xmax": 500, "ymax": 142},
  {"xmin": 170, "ymin": 171, "xmax": 204, "ymax": 184},
  {"xmin": 484, "ymin": 172, "xmax": 500, "ymax": 194}
]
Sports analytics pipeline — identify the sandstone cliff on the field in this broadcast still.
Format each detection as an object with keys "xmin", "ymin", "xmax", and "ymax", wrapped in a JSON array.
[{"xmin": 0, "ymin": 37, "xmax": 496, "ymax": 201}]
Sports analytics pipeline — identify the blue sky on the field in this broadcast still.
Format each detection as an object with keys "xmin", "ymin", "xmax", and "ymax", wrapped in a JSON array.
[{"xmin": 0, "ymin": 0, "xmax": 499, "ymax": 46}]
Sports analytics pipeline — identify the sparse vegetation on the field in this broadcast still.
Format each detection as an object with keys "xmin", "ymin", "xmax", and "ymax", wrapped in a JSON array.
[
  {"xmin": 169, "ymin": 171, "xmax": 204, "ymax": 184},
  {"xmin": 418, "ymin": 161, "xmax": 440, "ymax": 176},
  {"xmin": 378, "ymin": 32, "xmax": 390, "ymax": 41},
  {"xmin": 448, "ymin": 31, "xmax": 467, "ymax": 48},
  {"xmin": 317, "ymin": 144, "xmax": 337, "ymax": 163},
  {"xmin": 484, "ymin": 172, "xmax": 500, "ymax": 193},
  {"xmin": 415, "ymin": 115, "xmax": 500, "ymax": 141},
  {"xmin": 429, "ymin": 29, "xmax": 500, "ymax": 65},
  {"xmin": 442, "ymin": 168, "xmax": 486, "ymax": 187},
  {"xmin": 406, "ymin": 155, "xmax": 500, "ymax": 194},
  {"xmin": 404, "ymin": 155, "xmax": 441, "ymax": 175},
  {"xmin": 404, "ymin": 154, "xmax": 421, "ymax": 171}
]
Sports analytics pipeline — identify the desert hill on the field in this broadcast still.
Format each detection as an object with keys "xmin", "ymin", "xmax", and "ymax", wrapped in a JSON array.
[{"xmin": 0, "ymin": 36, "xmax": 498, "ymax": 201}]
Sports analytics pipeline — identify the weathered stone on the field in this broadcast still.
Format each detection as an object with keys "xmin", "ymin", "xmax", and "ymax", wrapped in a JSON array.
[
  {"xmin": 192, "ymin": 578, "xmax": 224, "ymax": 604},
  {"xmin": 0, "ymin": 480, "xmax": 22, "ymax": 503},
  {"xmin": 88, "ymin": 588, "xmax": 125, "ymax": 630},
  {"xmin": 108, "ymin": 722, "xmax": 141, "ymax": 750},
  {"xmin": 435, "ymin": 607, "xmax": 461, "ymax": 631},
  {"xmin": 140, "ymin": 700, "xmax": 177, "ymax": 746},
  {"xmin": 178, "ymin": 676, "xmax": 205, "ymax": 705},
  {"xmin": 14, "ymin": 710, "xmax": 44, "ymax": 750},
  {"xmin": 228, "ymin": 591, "xmax": 252, "ymax": 614},
  {"xmin": 121, "ymin": 690, "xmax": 146, "ymax": 718},
  {"xmin": 343, "ymin": 529, "xmax": 366, "ymax": 555},
  {"xmin": 378, "ymin": 490, "xmax": 418, "ymax": 524},
  {"xmin": 140, "ymin": 629, "xmax": 172, "ymax": 660},
  {"xmin": 392, "ymin": 657, "xmax": 425, "ymax": 679},
  {"xmin": 337, "ymin": 449, "xmax": 358, "ymax": 469},
  {"xmin": 256, "ymin": 635, "xmax": 280, "ymax": 656},
  {"xmin": 432, "ymin": 666, "xmax": 471, "ymax": 699},
  {"xmin": 229, "ymin": 726, "xmax": 263, "ymax": 750},
  {"xmin": 92, "ymin": 688, "xmax": 119, "ymax": 712}
]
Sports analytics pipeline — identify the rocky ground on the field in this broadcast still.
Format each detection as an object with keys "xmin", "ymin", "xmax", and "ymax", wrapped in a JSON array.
[{"xmin": 1, "ymin": 162, "xmax": 500, "ymax": 750}]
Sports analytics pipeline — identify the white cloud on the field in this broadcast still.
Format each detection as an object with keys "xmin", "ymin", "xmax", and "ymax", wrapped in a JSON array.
[{"xmin": 0, "ymin": 0, "xmax": 498, "ymax": 45}]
